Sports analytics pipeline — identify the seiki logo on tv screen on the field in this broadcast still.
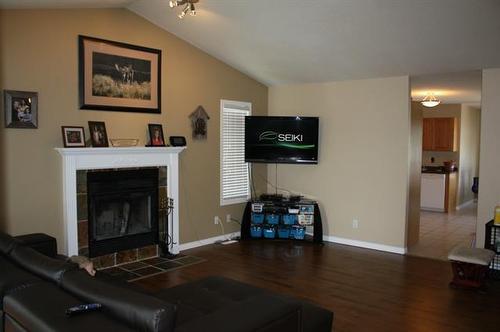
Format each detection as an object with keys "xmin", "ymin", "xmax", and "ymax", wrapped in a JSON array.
[{"xmin": 257, "ymin": 130, "xmax": 316, "ymax": 150}]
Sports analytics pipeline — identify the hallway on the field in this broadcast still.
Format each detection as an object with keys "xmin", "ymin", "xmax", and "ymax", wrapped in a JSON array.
[{"xmin": 408, "ymin": 203, "xmax": 477, "ymax": 261}]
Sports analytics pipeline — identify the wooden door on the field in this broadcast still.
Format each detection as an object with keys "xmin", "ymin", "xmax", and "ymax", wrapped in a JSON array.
[
  {"xmin": 422, "ymin": 118, "xmax": 435, "ymax": 151},
  {"xmin": 433, "ymin": 118, "xmax": 456, "ymax": 151}
]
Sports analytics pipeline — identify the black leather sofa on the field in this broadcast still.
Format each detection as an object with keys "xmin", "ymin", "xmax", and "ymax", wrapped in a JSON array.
[{"xmin": 0, "ymin": 232, "xmax": 333, "ymax": 331}]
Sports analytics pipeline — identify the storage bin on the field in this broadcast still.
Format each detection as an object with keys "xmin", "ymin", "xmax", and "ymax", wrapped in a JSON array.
[
  {"xmin": 251, "ymin": 213, "xmax": 265, "ymax": 224},
  {"xmin": 250, "ymin": 225, "xmax": 263, "ymax": 238},
  {"xmin": 291, "ymin": 226, "xmax": 306, "ymax": 240},
  {"xmin": 266, "ymin": 214, "xmax": 280, "ymax": 225},
  {"xmin": 282, "ymin": 214, "xmax": 297, "ymax": 225},
  {"xmin": 263, "ymin": 226, "xmax": 276, "ymax": 239},
  {"xmin": 277, "ymin": 227, "xmax": 291, "ymax": 239}
]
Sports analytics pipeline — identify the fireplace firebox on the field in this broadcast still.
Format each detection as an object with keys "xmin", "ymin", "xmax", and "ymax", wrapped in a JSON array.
[{"xmin": 87, "ymin": 168, "xmax": 159, "ymax": 258}]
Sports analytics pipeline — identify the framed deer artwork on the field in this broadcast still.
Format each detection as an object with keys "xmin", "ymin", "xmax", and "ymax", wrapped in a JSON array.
[{"xmin": 78, "ymin": 35, "xmax": 161, "ymax": 114}]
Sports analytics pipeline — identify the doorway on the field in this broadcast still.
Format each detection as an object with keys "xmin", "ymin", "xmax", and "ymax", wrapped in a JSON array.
[{"xmin": 407, "ymin": 71, "xmax": 482, "ymax": 260}]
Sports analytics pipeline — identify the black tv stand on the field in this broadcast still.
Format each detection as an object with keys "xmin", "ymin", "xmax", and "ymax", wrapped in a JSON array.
[
  {"xmin": 240, "ymin": 198, "xmax": 323, "ymax": 244},
  {"xmin": 259, "ymin": 193, "xmax": 284, "ymax": 202}
]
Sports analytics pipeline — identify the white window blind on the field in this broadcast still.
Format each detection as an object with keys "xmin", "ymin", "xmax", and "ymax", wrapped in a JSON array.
[{"xmin": 220, "ymin": 100, "xmax": 251, "ymax": 206}]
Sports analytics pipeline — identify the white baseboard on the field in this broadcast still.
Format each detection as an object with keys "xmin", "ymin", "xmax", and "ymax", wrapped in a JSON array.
[
  {"xmin": 456, "ymin": 199, "xmax": 475, "ymax": 211},
  {"xmin": 179, "ymin": 232, "xmax": 240, "ymax": 251},
  {"xmin": 322, "ymin": 235, "xmax": 407, "ymax": 255},
  {"xmin": 180, "ymin": 231, "xmax": 405, "ymax": 255}
]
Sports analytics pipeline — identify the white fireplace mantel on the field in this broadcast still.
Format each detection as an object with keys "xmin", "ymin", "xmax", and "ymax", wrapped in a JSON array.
[{"xmin": 55, "ymin": 147, "xmax": 186, "ymax": 256}]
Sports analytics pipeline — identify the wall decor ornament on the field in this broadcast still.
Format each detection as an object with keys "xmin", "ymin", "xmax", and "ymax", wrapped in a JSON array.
[
  {"xmin": 189, "ymin": 105, "xmax": 209, "ymax": 139},
  {"xmin": 3, "ymin": 90, "xmax": 38, "ymax": 128},
  {"xmin": 79, "ymin": 35, "xmax": 162, "ymax": 114}
]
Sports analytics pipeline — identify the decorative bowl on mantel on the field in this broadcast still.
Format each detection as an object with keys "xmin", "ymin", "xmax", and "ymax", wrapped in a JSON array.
[{"xmin": 109, "ymin": 139, "xmax": 139, "ymax": 147}]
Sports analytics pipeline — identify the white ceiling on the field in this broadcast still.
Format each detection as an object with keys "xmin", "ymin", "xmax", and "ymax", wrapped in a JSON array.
[
  {"xmin": 127, "ymin": 0, "xmax": 500, "ymax": 87},
  {"xmin": 411, "ymin": 71, "xmax": 482, "ymax": 104},
  {"xmin": 2, "ymin": 0, "xmax": 499, "ymax": 100},
  {"xmin": 0, "ymin": 0, "xmax": 132, "ymax": 9}
]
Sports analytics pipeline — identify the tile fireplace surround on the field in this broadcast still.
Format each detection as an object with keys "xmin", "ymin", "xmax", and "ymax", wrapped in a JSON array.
[{"xmin": 55, "ymin": 147, "xmax": 186, "ymax": 257}]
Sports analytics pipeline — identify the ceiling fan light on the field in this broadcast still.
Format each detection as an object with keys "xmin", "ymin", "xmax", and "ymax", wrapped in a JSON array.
[{"xmin": 169, "ymin": 0, "xmax": 178, "ymax": 8}]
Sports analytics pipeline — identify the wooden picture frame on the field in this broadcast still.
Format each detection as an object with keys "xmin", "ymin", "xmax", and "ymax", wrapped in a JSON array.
[
  {"xmin": 61, "ymin": 126, "xmax": 86, "ymax": 148},
  {"xmin": 4, "ymin": 90, "xmax": 38, "ymax": 128},
  {"xmin": 88, "ymin": 121, "xmax": 109, "ymax": 147},
  {"xmin": 79, "ymin": 35, "xmax": 161, "ymax": 114},
  {"xmin": 148, "ymin": 123, "xmax": 166, "ymax": 147}
]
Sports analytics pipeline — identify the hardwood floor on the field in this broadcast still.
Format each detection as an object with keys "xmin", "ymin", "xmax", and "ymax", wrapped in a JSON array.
[{"xmin": 135, "ymin": 241, "xmax": 499, "ymax": 332}]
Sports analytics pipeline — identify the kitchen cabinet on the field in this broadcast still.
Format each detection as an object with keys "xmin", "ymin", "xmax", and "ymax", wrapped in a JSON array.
[{"xmin": 422, "ymin": 117, "xmax": 457, "ymax": 151}]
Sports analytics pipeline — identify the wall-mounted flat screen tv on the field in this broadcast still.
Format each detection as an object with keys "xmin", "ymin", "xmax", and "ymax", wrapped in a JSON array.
[{"xmin": 245, "ymin": 116, "xmax": 319, "ymax": 164}]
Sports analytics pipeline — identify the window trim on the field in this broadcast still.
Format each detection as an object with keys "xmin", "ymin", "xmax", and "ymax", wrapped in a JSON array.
[{"xmin": 220, "ymin": 99, "xmax": 252, "ymax": 206}]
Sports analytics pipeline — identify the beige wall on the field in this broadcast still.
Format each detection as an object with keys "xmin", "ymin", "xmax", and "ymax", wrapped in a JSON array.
[
  {"xmin": 421, "ymin": 103, "xmax": 461, "ymax": 167},
  {"xmin": 477, "ymin": 68, "xmax": 500, "ymax": 247},
  {"xmin": 407, "ymin": 101, "xmax": 422, "ymax": 247},
  {"xmin": 0, "ymin": 9, "xmax": 268, "ymax": 247},
  {"xmin": 458, "ymin": 104, "xmax": 481, "ymax": 206},
  {"xmin": 268, "ymin": 76, "xmax": 410, "ymax": 249}
]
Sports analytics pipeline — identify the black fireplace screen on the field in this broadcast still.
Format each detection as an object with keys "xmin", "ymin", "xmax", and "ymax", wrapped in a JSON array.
[
  {"xmin": 92, "ymin": 192, "xmax": 152, "ymax": 241},
  {"xmin": 87, "ymin": 168, "xmax": 159, "ymax": 257}
]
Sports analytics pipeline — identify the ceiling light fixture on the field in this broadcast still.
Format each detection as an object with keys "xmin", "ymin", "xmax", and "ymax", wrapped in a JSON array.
[
  {"xmin": 421, "ymin": 93, "xmax": 441, "ymax": 108},
  {"xmin": 169, "ymin": 0, "xmax": 198, "ymax": 19}
]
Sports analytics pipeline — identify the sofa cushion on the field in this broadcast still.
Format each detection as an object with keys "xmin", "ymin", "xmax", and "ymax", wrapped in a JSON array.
[
  {"xmin": 3, "ymin": 282, "xmax": 134, "ymax": 332},
  {"xmin": 0, "ymin": 232, "xmax": 18, "ymax": 255},
  {"xmin": 0, "ymin": 255, "xmax": 42, "ymax": 310},
  {"xmin": 61, "ymin": 269, "xmax": 176, "ymax": 332},
  {"xmin": 157, "ymin": 276, "xmax": 333, "ymax": 332},
  {"xmin": 157, "ymin": 276, "xmax": 267, "ymax": 326},
  {"xmin": 8, "ymin": 245, "xmax": 76, "ymax": 284},
  {"xmin": 157, "ymin": 276, "xmax": 303, "ymax": 332},
  {"xmin": 174, "ymin": 294, "xmax": 301, "ymax": 332}
]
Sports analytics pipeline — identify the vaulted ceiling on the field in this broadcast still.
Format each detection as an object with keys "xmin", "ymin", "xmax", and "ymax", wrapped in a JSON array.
[{"xmin": 1, "ymin": 0, "xmax": 499, "ymax": 102}]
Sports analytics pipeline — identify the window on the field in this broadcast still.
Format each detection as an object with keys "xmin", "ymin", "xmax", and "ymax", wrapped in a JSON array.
[{"xmin": 220, "ymin": 100, "xmax": 251, "ymax": 206}]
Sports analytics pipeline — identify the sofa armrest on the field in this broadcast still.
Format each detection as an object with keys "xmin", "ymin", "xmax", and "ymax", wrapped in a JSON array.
[
  {"xmin": 175, "ymin": 294, "xmax": 302, "ymax": 332},
  {"xmin": 61, "ymin": 269, "xmax": 176, "ymax": 332}
]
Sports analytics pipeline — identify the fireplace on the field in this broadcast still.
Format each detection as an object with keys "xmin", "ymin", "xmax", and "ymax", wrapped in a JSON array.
[{"xmin": 87, "ymin": 168, "xmax": 159, "ymax": 258}]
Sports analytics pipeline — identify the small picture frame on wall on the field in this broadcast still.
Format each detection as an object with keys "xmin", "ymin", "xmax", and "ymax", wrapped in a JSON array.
[
  {"xmin": 88, "ymin": 121, "xmax": 109, "ymax": 147},
  {"xmin": 4, "ymin": 90, "xmax": 38, "ymax": 128},
  {"xmin": 148, "ymin": 123, "xmax": 166, "ymax": 146},
  {"xmin": 61, "ymin": 126, "xmax": 86, "ymax": 148}
]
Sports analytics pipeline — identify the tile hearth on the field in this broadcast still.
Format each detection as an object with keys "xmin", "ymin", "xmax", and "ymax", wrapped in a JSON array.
[{"xmin": 100, "ymin": 255, "xmax": 206, "ymax": 282}]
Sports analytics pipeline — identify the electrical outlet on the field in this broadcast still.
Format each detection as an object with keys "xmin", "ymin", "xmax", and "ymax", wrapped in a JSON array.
[
  {"xmin": 226, "ymin": 214, "xmax": 231, "ymax": 223},
  {"xmin": 352, "ymin": 219, "xmax": 359, "ymax": 229},
  {"xmin": 214, "ymin": 216, "xmax": 220, "ymax": 225}
]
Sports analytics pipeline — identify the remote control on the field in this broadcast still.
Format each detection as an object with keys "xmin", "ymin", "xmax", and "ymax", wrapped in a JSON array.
[{"xmin": 65, "ymin": 303, "xmax": 102, "ymax": 316}]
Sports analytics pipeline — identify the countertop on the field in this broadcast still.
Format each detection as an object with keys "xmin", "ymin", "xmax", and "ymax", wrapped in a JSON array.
[{"xmin": 421, "ymin": 166, "xmax": 457, "ymax": 174}]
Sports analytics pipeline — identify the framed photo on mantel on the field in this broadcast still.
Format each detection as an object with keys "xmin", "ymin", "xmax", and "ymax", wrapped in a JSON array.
[
  {"xmin": 78, "ymin": 35, "xmax": 161, "ymax": 114},
  {"xmin": 61, "ymin": 126, "xmax": 86, "ymax": 148}
]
